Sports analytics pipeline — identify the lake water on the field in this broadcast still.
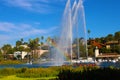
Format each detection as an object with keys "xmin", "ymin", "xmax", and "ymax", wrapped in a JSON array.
[
  {"xmin": 0, "ymin": 62, "xmax": 55, "ymax": 68},
  {"xmin": 0, "ymin": 61, "xmax": 120, "ymax": 69}
]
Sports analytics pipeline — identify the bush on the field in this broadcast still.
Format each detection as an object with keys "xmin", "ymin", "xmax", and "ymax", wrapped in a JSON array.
[
  {"xmin": 0, "ymin": 68, "xmax": 16, "ymax": 76},
  {"xmin": 16, "ymin": 67, "xmax": 59, "ymax": 78},
  {"xmin": 0, "ymin": 60, "xmax": 23, "ymax": 65},
  {"xmin": 0, "ymin": 67, "xmax": 59, "ymax": 78},
  {"xmin": 1, "ymin": 66, "xmax": 120, "ymax": 80},
  {"xmin": 57, "ymin": 66, "xmax": 120, "ymax": 80}
]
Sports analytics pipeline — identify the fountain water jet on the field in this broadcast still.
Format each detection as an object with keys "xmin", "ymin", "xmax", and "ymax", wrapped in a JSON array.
[{"xmin": 50, "ymin": 0, "xmax": 88, "ymax": 66}]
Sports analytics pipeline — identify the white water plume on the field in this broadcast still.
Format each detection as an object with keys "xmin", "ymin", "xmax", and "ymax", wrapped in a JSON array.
[{"xmin": 50, "ymin": 0, "xmax": 87, "ymax": 66}]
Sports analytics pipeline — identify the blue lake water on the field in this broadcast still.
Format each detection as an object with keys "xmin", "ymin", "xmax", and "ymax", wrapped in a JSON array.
[
  {"xmin": 0, "ymin": 62, "xmax": 56, "ymax": 68},
  {"xmin": 0, "ymin": 62, "xmax": 120, "ymax": 69},
  {"xmin": 0, "ymin": 64, "xmax": 43, "ymax": 69}
]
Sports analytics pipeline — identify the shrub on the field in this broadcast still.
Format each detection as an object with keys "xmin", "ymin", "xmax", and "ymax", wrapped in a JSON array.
[
  {"xmin": 57, "ymin": 66, "xmax": 120, "ymax": 80},
  {"xmin": 0, "ymin": 60, "xmax": 23, "ymax": 65},
  {"xmin": 0, "ymin": 68, "xmax": 16, "ymax": 76},
  {"xmin": 16, "ymin": 67, "xmax": 59, "ymax": 78}
]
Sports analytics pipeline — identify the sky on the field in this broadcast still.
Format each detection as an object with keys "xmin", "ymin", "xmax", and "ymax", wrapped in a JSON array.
[{"xmin": 0, "ymin": 0, "xmax": 120, "ymax": 47}]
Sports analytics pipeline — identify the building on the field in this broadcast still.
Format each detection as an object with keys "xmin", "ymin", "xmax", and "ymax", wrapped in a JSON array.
[
  {"xmin": 88, "ymin": 40, "xmax": 103, "ymax": 48},
  {"xmin": 95, "ymin": 47, "xmax": 120, "ymax": 61},
  {"xmin": 14, "ymin": 51, "xmax": 27, "ymax": 59},
  {"xmin": 96, "ymin": 53, "xmax": 120, "ymax": 59},
  {"xmin": 106, "ymin": 41, "xmax": 119, "ymax": 49}
]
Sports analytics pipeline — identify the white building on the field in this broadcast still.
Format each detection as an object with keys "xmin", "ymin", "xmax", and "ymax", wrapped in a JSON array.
[{"xmin": 14, "ymin": 51, "xmax": 27, "ymax": 59}]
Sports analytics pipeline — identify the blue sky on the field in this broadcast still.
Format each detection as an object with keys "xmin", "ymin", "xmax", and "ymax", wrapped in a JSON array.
[{"xmin": 0, "ymin": 0, "xmax": 120, "ymax": 47}]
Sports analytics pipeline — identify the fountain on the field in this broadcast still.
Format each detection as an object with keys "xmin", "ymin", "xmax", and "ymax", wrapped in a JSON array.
[
  {"xmin": 50, "ymin": 0, "xmax": 88, "ymax": 66},
  {"xmin": 0, "ymin": 0, "xmax": 119, "ymax": 69}
]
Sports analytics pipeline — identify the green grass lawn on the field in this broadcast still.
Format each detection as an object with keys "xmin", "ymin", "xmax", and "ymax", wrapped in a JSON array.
[{"xmin": 0, "ymin": 75, "xmax": 56, "ymax": 80}]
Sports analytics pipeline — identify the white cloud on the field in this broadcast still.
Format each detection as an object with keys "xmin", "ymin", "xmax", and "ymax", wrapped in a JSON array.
[
  {"xmin": 2, "ymin": 0, "xmax": 66, "ymax": 13},
  {"xmin": 0, "ymin": 22, "xmax": 17, "ymax": 32},
  {"xmin": 0, "ymin": 35, "xmax": 11, "ymax": 40},
  {"xmin": 0, "ymin": 22, "xmax": 58, "ymax": 46},
  {"xmin": 5, "ymin": 0, "xmax": 32, "ymax": 8},
  {"xmin": 0, "ymin": 34, "xmax": 13, "ymax": 47}
]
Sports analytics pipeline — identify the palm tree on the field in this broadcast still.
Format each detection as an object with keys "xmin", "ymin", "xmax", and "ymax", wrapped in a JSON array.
[
  {"xmin": 41, "ymin": 36, "xmax": 44, "ymax": 40},
  {"xmin": 40, "ymin": 36, "xmax": 44, "ymax": 47},
  {"xmin": 20, "ymin": 38, "xmax": 23, "ymax": 44},
  {"xmin": 28, "ymin": 38, "xmax": 40, "ymax": 61},
  {"xmin": 16, "ymin": 40, "xmax": 22, "ymax": 48},
  {"xmin": 88, "ymin": 29, "xmax": 91, "ymax": 40}
]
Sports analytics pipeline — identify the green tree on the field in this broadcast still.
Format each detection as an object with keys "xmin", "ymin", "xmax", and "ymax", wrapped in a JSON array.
[
  {"xmin": 100, "ymin": 47, "xmax": 111, "ymax": 53},
  {"xmin": 0, "ymin": 49, "xmax": 3, "ymax": 60},
  {"xmin": 40, "ymin": 36, "xmax": 44, "ymax": 48},
  {"xmin": 41, "ymin": 36, "xmax": 44, "ymax": 40},
  {"xmin": 95, "ymin": 38, "xmax": 101, "ymax": 43},
  {"xmin": 114, "ymin": 31, "xmax": 120, "ymax": 40},
  {"xmin": 1, "ymin": 44, "xmax": 13, "ymax": 59},
  {"xmin": 20, "ymin": 38, "xmax": 23, "ymax": 43},
  {"xmin": 16, "ymin": 41, "xmax": 22, "ymax": 49},
  {"xmin": 15, "ymin": 38, "xmax": 24, "ymax": 48},
  {"xmin": 105, "ymin": 34, "xmax": 114, "ymax": 41},
  {"xmin": 88, "ymin": 47, "xmax": 94, "ymax": 57},
  {"xmin": 28, "ymin": 37, "xmax": 40, "ymax": 60},
  {"xmin": 99, "ymin": 37, "xmax": 105, "ymax": 43}
]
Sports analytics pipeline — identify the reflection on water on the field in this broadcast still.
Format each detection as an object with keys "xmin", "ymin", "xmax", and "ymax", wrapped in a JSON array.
[
  {"xmin": 0, "ymin": 62, "xmax": 51, "ymax": 69},
  {"xmin": 97, "ymin": 62, "xmax": 116, "ymax": 68},
  {"xmin": 0, "ymin": 61, "xmax": 120, "ymax": 69},
  {"xmin": 0, "ymin": 61, "xmax": 70, "ymax": 69}
]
